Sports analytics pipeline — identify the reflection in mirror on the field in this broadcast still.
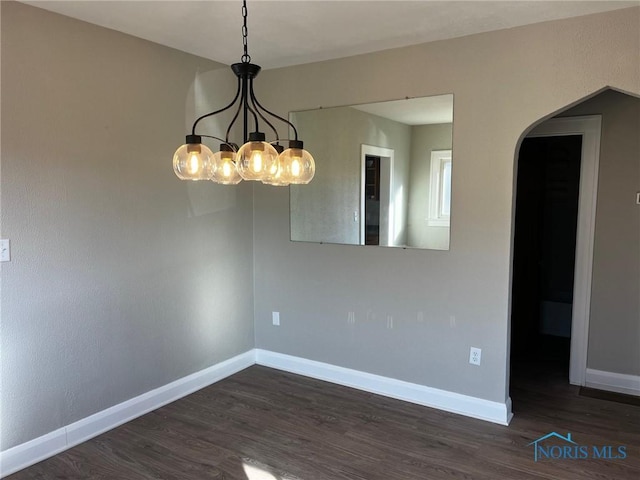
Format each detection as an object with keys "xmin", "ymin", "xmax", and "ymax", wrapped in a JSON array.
[{"xmin": 290, "ymin": 94, "xmax": 453, "ymax": 250}]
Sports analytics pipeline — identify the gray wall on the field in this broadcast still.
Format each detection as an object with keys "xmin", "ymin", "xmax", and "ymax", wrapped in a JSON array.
[
  {"xmin": 2, "ymin": 2, "xmax": 639, "ymax": 455},
  {"xmin": 558, "ymin": 90, "xmax": 640, "ymax": 375},
  {"xmin": 290, "ymin": 107, "xmax": 411, "ymax": 245},
  {"xmin": 252, "ymin": 7, "xmax": 640, "ymax": 403},
  {"xmin": 0, "ymin": 2, "xmax": 254, "ymax": 450},
  {"xmin": 407, "ymin": 123, "xmax": 453, "ymax": 249}
]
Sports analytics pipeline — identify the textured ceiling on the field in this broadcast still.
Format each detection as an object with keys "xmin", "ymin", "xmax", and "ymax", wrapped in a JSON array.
[{"xmin": 23, "ymin": 1, "xmax": 639, "ymax": 69}]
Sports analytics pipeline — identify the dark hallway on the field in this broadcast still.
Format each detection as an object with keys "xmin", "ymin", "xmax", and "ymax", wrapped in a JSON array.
[{"xmin": 510, "ymin": 134, "xmax": 582, "ymax": 388}]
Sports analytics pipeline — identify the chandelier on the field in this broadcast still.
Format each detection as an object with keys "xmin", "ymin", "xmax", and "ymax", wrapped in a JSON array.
[{"xmin": 172, "ymin": 0, "xmax": 315, "ymax": 186}]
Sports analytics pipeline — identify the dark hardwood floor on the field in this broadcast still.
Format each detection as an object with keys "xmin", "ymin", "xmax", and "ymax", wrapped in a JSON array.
[{"xmin": 7, "ymin": 363, "xmax": 639, "ymax": 479}]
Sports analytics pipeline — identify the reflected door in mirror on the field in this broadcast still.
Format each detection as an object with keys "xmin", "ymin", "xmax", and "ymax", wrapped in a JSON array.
[{"xmin": 365, "ymin": 155, "xmax": 380, "ymax": 245}]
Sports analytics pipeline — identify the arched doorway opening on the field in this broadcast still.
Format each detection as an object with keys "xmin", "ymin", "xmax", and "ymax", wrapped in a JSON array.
[{"xmin": 510, "ymin": 88, "xmax": 640, "ymax": 407}]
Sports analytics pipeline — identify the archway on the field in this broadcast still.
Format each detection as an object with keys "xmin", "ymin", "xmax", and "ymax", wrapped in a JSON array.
[{"xmin": 509, "ymin": 88, "xmax": 640, "ymax": 410}]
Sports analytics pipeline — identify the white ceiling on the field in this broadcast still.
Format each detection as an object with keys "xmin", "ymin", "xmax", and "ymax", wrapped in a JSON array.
[
  {"xmin": 352, "ymin": 94, "xmax": 454, "ymax": 125},
  {"xmin": 23, "ymin": 1, "xmax": 639, "ymax": 70}
]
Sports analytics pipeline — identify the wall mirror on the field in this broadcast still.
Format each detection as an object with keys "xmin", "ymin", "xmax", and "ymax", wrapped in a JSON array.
[{"xmin": 290, "ymin": 94, "xmax": 453, "ymax": 250}]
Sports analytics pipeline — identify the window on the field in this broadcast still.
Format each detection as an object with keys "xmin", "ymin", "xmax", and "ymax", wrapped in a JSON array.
[{"xmin": 428, "ymin": 150, "xmax": 452, "ymax": 227}]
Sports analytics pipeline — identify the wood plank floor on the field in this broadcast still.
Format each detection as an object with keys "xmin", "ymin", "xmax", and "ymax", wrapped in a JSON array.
[{"xmin": 6, "ymin": 364, "xmax": 639, "ymax": 479}]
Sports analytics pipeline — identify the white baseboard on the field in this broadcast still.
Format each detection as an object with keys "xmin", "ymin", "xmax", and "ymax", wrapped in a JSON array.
[
  {"xmin": 255, "ymin": 349, "xmax": 513, "ymax": 426},
  {"xmin": 0, "ymin": 350, "xmax": 255, "ymax": 478},
  {"xmin": 2, "ymin": 348, "xmax": 515, "ymax": 477},
  {"xmin": 585, "ymin": 368, "xmax": 640, "ymax": 396}
]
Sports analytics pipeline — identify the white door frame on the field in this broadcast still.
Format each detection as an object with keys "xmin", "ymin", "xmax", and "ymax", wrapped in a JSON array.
[
  {"xmin": 525, "ymin": 115, "xmax": 602, "ymax": 386},
  {"xmin": 360, "ymin": 145, "xmax": 394, "ymax": 246}
]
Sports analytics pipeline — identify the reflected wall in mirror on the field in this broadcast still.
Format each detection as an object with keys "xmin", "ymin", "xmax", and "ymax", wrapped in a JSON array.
[{"xmin": 290, "ymin": 94, "xmax": 453, "ymax": 250}]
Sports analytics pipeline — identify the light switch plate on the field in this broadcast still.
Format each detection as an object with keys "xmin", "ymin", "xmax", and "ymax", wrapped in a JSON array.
[{"xmin": 0, "ymin": 239, "xmax": 10, "ymax": 262}]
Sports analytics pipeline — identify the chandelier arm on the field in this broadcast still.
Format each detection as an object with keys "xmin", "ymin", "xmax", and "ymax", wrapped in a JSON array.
[
  {"xmin": 247, "ymin": 104, "xmax": 260, "ymax": 132},
  {"xmin": 244, "ymin": 94, "xmax": 261, "ymax": 134},
  {"xmin": 199, "ymin": 135, "xmax": 237, "ymax": 150},
  {"xmin": 190, "ymin": 76, "xmax": 242, "ymax": 136},
  {"xmin": 249, "ymin": 87, "xmax": 299, "ymax": 141},
  {"xmin": 225, "ymin": 98, "xmax": 244, "ymax": 144},
  {"xmin": 249, "ymin": 79, "xmax": 280, "ymax": 141}
]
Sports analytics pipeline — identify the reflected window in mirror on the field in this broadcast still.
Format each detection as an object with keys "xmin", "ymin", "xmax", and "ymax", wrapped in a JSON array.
[
  {"xmin": 290, "ymin": 94, "xmax": 453, "ymax": 250},
  {"xmin": 428, "ymin": 150, "xmax": 452, "ymax": 227}
]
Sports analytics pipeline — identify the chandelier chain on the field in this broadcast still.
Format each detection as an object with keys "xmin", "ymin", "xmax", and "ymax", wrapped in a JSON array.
[{"xmin": 241, "ymin": 0, "xmax": 251, "ymax": 63}]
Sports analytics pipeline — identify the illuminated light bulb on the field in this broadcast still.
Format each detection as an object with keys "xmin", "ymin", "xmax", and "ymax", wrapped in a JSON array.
[
  {"xmin": 278, "ymin": 140, "xmax": 315, "ymax": 184},
  {"xmin": 251, "ymin": 151, "xmax": 263, "ymax": 173},
  {"xmin": 172, "ymin": 136, "xmax": 214, "ymax": 180},
  {"xmin": 290, "ymin": 156, "xmax": 302, "ymax": 178},
  {"xmin": 236, "ymin": 132, "xmax": 278, "ymax": 181},
  {"xmin": 188, "ymin": 152, "xmax": 201, "ymax": 174},
  {"xmin": 211, "ymin": 144, "xmax": 241, "ymax": 185}
]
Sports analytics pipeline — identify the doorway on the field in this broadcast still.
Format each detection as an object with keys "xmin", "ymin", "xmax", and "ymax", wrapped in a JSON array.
[
  {"xmin": 510, "ymin": 115, "xmax": 601, "ymax": 391},
  {"xmin": 364, "ymin": 155, "xmax": 381, "ymax": 245},
  {"xmin": 511, "ymin": 134, "xmax": 581, "ymax": 379},
  {"xmin": 360, "ymin": 145, "xmax": 394, "ymax": 246}
]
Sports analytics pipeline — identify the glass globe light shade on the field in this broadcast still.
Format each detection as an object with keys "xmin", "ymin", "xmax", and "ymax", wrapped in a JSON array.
[
  {"xmin": 262, "ymin": 161, "xmax": 291, "ymax": 186},
  {"xmin": 279, "ymin": 140, "xmax": 315, "ymax": 184},
  {"xmin": 236, "ymin": 132, "xmax": 278, "ymax": 181},
  {"xmin": 211, "ymin": 145, "xmax": 242, "ymax": 185},
  {"xmin": 173, "ymin": 138, "xmax": 214, "ymax": 181},
  {"xmin": 262, "ymin": 144, "xmax": 290, "ymax": 186}
]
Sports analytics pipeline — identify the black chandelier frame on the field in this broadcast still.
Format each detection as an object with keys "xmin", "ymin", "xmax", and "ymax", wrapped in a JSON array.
[{"xmin": 184, "ymin": 0, "xmax": 304, "ymax": 154}]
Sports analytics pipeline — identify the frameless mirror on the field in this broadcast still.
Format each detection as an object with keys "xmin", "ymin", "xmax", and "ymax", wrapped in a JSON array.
[{"xmin": 290, "ymin": 94, "xmax": 453, "ymax": 250}]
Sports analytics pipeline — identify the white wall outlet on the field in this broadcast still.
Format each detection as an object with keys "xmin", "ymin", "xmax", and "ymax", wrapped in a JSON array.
[
  {"xmin": 354, "ymin": 210, "xmax": 359, "ymax": 222},
  {"xmin": 636, "ymin": 192, "xmax": 640, "ymax": 205},
  {"xmin": 347, "ymin": 311, "xmax": 355, "ymax": 325},
  {"xmin": 386, "ymin": 315, "xmax": 394, "ymax": 329},
  {"xmin": 469, "ymin": 347, "xmax": 482, "ymax": 366},
  {"xmin": 0, "ymin": 239, "xmax": 10, "ymax": 262},
  {"xmin": 272, "ymin": 311, "xmax": 280, "ymax": 326}
]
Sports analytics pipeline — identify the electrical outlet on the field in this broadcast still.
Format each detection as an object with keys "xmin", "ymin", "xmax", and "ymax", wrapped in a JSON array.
[
  {"xmin": 386, "ymin": 315, "xmax": 394, "ymax": 329},
  {"xmin": 272, "ymin": 311, "xmax": 280, "ymax": 326},
  {"xmin": 636, "ymin": 192, "xmax": 640, "ymax": 205},
  {"xmin": 469, "ymin": 347, "xmax": 481, "ymax": 366}
]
